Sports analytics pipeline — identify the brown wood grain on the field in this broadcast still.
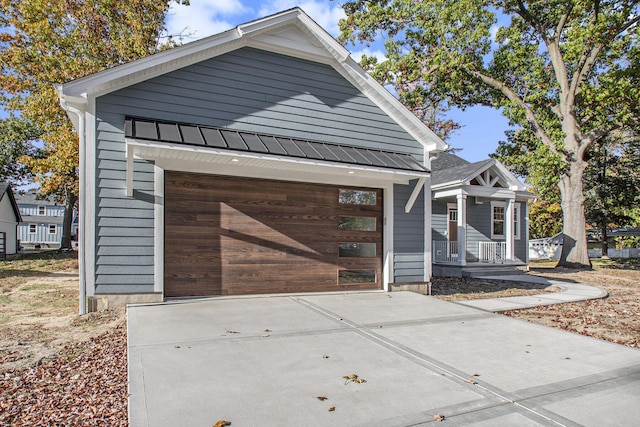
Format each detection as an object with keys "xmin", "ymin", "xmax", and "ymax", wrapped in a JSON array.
[{"xmin": 164, "ymin": 172, "xmax": 382, "ymax": 297}]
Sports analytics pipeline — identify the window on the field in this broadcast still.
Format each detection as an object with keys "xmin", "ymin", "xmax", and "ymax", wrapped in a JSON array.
[
  {"xmin": 338, "ymin": 243, "xmax": 376, "ymax": 257},
  {"xmin": 48, "ymin": 225, "xmax": 57, "ymax": 235},
  {"xmin": 38, "ymin": 206, "xmax": 46, "ymax": 215},
  {"xmin": 338, "ymin": 216, "xmax": 376, "ymax": 231},
  {"xmin": 338, "ymin": 270, "xmax": 376, "ymax": 284},
  {"xmin": 491, "ymin": 202, "xmax": 520, "ymax": 239},
  {"xmin": 29, "ymin": 224, "xmax": 37, "ymax": 234},
  {"xmin": 338, "ymin": 189, "xmax": 376, "ymax": 205}
]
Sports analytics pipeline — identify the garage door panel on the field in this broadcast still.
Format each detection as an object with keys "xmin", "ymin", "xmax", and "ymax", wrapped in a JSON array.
[{"xmin": 165, "ymin": 172, "xmax": 382, "ymax": 297}]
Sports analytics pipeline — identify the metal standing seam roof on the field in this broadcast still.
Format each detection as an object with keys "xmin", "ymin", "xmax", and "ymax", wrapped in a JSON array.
[{"xmin": 124, "ymin": 118, "xmax": 429, "ymax": 173}]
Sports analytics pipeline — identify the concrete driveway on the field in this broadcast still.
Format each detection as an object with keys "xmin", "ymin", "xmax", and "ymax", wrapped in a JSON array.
[{"xmin": 128, "ymin": 291, "xmax": 640, "ymax": 426}]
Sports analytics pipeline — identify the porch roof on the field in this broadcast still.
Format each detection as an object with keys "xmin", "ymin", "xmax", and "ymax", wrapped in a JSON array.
[{"xmin": 124, "ymin": 117, "xmax": 429, "ymax": 173}]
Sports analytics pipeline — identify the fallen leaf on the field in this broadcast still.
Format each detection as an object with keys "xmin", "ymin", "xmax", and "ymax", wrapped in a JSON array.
[
  {"xmin": 264, "ymin": 329, "xmax": 272, "ymax": 332},
  {"xmin": 322, "ymin": 354, "xmax": 330, "ymax": 359},
  {"xmin": 316, "ymin": 396, "xmax": 328, "ymax": 401},
  {"xmin": 328, "ymin": 406, "xmax": 335, "ymax": 412},
  {"xmin": 225, "ymin": 330, "xmax": 239, "ymax": 334},
  {"xmin": 564, "ymin": 356, "xmax": 571, "ymax": 360},
  {"xmin": 261, "ymin": 334, "xmax": 270, "ymax": 338},
  {"xmin": 465, "ymin": 379, "xmax": 477, "ymax": 385},
  {"xmin": 433, "ymin": 414, "xmax": 445, "ymax": 422},
  {"xmin": 343, "ymin": 374, "xmax": 367, "ymax": 384},
  {"xmin": 213, "ymin": 421, "xmax": 231, "ymax": 427},
  {"xmin": 472, "ymin": 373, "xmax": 480, "ymax": 377}
]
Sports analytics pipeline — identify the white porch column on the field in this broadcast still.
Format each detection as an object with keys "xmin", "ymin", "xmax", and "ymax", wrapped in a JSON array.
[
  {"xmin": 456, "ymin": 193, "xmax": 467, "ymax": 266},
  {"xmin": 505, "ymin": 197, "xmax": 515, "ymax": 261}
]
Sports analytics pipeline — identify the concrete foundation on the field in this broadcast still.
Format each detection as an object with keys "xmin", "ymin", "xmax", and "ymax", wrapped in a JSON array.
[
  {"xmin": 87, "ymin": 293, "xmax": 163, "ymax": 312},
  {"xmin": 390, "ymin": 282, "xmax": 429, "ymax": 294}
]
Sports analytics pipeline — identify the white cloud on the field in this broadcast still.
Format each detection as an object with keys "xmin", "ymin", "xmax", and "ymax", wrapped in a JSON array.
[
  {"xmin": 165, "ymin": 0, "xmax": 249, "ymax": 41},
  {"xmin": 257, "ymin": 0, "xmax": 345, "ymax": 36},
  {"xmin": 350, "ymin": 47, "xmax": 387, "ymax": 64}
]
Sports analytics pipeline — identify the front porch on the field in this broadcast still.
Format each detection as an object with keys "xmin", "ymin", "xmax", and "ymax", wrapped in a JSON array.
[{"xmin": 432, "ymin": 240, "xmax": 527, "ymax": 277}]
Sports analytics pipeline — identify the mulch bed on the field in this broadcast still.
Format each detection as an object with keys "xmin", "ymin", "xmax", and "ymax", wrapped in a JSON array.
[
  {"xmin": 0, "ymin": 326, "xmax": 128, "ymax": 426},
  {"xmin": 430, "ymin": 276, "xmax": 558, "ymax": 300}
]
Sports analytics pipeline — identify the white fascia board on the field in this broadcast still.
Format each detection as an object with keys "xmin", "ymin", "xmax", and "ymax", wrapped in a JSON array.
[
  {"xmin": 60, "ymin": 32, "xmax": 244, "ymax": 100},
  {"xmin": 493, "ymin": 161, "xmax": 527, "ymax": 191},
  {"xmin": 126, "ymin": 138, "xmax": 427, "ymax": 189}
]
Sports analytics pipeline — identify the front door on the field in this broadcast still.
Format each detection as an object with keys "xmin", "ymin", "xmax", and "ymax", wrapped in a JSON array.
[{"xmin": 447, "ymin": 206, "xmax": 458, "ymax": 258}]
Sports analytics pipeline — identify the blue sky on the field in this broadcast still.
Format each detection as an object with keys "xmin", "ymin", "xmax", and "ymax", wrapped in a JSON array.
[{"xmin": 164, "ymin": 0, "xmax": 512, "ymax": 162}]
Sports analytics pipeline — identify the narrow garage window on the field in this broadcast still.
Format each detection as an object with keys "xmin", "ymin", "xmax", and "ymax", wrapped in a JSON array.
[
  {"xmin": 338, "ymin": 270, "xmax": 376, "ymax": 284},
  {"xmin": 338, "ymin": 189, "xmax": 377, "ymax": 205},
  {"xmin": 339, "ymin": 243, "xmax": 376, "ymax": 257},
  {"xmin": 338, "ymin": 216, "xmax": 376, "ymax": 231}
]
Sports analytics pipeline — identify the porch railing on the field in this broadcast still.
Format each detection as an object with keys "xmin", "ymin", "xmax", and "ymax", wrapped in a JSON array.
[
  {"xmin": 433, "ymin": 240, "xmax": 458, "ymax": 263},
  {"xmin": 479, "ymin": 241, "xmax": 506, "ymax": 263}
]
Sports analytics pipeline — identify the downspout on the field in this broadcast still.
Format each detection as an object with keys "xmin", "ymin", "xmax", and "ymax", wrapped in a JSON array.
[{"xmin": 58, "ymin": 95, "xmax": 87, "ymax": 315}]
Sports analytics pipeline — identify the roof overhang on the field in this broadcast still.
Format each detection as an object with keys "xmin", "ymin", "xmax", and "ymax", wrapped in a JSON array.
[
  {"xmin": 433, "ymin": 186, "xmax": 535, "ymax": 202},
  {"xmin": 126, "ymin": 139, "xmax": 430, "ymax": 196},
  {"xmin": 56, "ymin": 7, "xmax": 448, "ymax": 153}
]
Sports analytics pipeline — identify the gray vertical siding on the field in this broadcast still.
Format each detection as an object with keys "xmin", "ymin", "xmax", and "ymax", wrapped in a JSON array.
[
  {"xmin": 94, "ymin": 47, "xmax": 425, "ymax": 294},
  {"xmin": 393, "ymin": 181, "xmax": 425, "ymax": 282}
]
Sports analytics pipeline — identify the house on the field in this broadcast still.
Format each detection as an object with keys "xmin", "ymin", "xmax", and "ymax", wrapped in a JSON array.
[
  {"xmin": 57, "ymin": 8, "xmax": 449, "ymax": 313},
  {"xmin": 430, "ymin": 153, "xmax": 535, "ymax": 277},
  {"xmin": 14, "ymin": 192, "xmax": 68, "ymax": 249},
  {"xmin": 0, "ymin": 183, "xmax": 21, "ymax": 259}
]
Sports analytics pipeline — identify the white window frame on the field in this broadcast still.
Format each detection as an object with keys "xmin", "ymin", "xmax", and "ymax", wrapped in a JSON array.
[
  {"xmin": 48, "ymin": 224, "xmax": 57, "ymax": 235},
  {"xmin": 38, "ymin": 205, "xmax": 46, "ymax": 216},
  {"xmin": 491, "ymin": 201, "xmax": 520, "ymax": 240},
  {"xmin": 29, "ymin": 224, "xmax": 37, "ymax": 234}
]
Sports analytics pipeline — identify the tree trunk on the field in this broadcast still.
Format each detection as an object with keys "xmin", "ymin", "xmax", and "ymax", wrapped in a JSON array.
[
  {"xmin": 601, "ymin": 226, "xmax": 609, "ymax": 258},
  {"xmin": 558, "ymin": 160, "xmax": 592, "ymax": 268},
  {"xmin": 60, "ymin": 188, "xmax": 77, "ymax": 250}
]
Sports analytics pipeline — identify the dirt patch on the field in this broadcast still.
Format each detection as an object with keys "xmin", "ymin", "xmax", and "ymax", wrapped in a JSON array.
[
  {"xmin": 502, "ymin": 262, "xmax": 640, "ymax": 348},
  {"xmin": 0, "ymin": 252, "xmax": 125, "ymax": 370},
  {"xmin": 431, "ymin": 276, "xmax": 561, "ymax": 301}
]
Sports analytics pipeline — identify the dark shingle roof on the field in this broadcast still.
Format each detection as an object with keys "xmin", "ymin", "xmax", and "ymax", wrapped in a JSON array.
[{"xmin": 431, "ymin": 153, "xmax": 493, "ymax": 186}]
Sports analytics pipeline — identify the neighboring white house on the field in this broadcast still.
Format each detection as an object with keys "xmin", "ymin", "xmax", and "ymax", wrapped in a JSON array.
[
  {"xmin": 14, "ymin": 192, "xmax": 69, "ymax": 249},
  {"xmin": 0, "ymin": 183, "xmax": 22, "ymax": 258}
]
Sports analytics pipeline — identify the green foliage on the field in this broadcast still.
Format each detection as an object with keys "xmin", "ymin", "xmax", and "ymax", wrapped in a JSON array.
[
  {"xmin": 1, "ymin": 0, "xmax": 184, "ymax": 247},
  {"xmin": 529, "ymin": 200, "xmax": 563, "ymax": 239},
  {"xmin": 0, "ymin": 116, "xmax": 40, "ymax": 185},
  {"xmin": 584, "ymin": 132, "xmax": 640, "ymax": 232},
  {"xmin": 339, "ymin": 0, "xmax": 640, "ymax": 267}
]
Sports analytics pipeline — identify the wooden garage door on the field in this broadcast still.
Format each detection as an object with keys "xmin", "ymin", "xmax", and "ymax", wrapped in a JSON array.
[{"xmin": 164, "ymin": 172, "xmax": 383, "ymax": 297}]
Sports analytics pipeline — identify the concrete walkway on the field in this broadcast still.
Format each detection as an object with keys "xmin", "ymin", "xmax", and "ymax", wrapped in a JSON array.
[
  {"xmin": 457, "ymin": 275, "xmax": 608, "ymax": 312},
  {"xmin": 128, "ymin": 290, "xmax": 639, "ymax": 427}
]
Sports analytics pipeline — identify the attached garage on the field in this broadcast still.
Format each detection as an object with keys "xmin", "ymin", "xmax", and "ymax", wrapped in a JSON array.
[{"xmin": 164, "ymin": 172, "xmax": 383, "ymax": 297}]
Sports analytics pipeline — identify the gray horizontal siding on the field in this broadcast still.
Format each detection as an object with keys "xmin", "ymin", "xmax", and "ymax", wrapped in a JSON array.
[
  {"xmin": 94, "ymin": 108, "xmax": 155, "ymax": 293},
  {"xmin": 393, "ymin": 182, "xmax": 425, "ymax": 283},
  {"xmin": 431, "ymin": 202, "xmax": 448, "ymax": 241},
  {"xmin": 99, "ymin": 47, "xmax": 423, "ymax": 156},
  {"xmin": 93, "ymin": 46, "xmax": 426, "ymax": 294}
]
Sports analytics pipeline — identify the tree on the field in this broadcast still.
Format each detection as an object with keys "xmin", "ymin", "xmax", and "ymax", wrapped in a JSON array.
[
  {"xmin": 0, "ymin": 0, "xmax": 184, "ymax": 249},
  {"xmin": 339, "ymin": 0, "xmax": 640, "ymax": 268},
  {"xmin": 0, "ymin": 116, "xmax": 39, "ymax": 185},
  {"xmin": 584, "ymin": 132, "xmax": 640, "ymax": 255}
]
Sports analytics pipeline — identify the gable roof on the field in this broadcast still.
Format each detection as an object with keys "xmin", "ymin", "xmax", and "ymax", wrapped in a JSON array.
[
  {"xmin": 0, "ymin": 183, "xmax": 22, "ymax": 222},
  {"xmin": 56, "ymin": 7, "xmax": 447, "ymax": 153},
  {"xmin": 431, "ymin": 152, "xmax": 526, "ymax": 191}
]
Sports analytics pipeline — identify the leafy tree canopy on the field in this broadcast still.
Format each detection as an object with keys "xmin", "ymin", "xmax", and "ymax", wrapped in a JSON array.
[
  {"xmin": 339, "ymin": 0, "xmax": 640, "ymax": 267},
  {"xmin": 1, "ymin": 0, "xmax": 185, "ymax": 247}
]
